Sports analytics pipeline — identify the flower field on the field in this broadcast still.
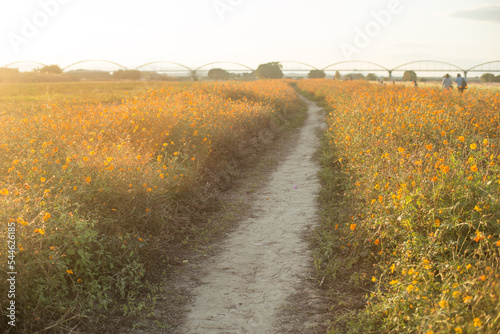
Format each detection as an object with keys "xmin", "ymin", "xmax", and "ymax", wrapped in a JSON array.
[
  {"xmin": 298, "ymin": 80, "xmax": 500, "ymax": 333},
  {"xmin": 0, "ymin": 80, "xmax": 303, "ymax": 332}
]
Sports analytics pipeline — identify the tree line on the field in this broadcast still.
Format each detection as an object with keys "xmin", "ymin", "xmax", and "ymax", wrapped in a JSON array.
[{"xmin": 2, "ymin": 63, "xmax": 499, "ymax": 83}]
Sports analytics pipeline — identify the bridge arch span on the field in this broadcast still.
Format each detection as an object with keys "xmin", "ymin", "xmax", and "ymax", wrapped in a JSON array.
[
  {"xmin": 277, "ymin": 61, "xmax": 318, "ymax": 70},
  {"xmin": 467, "ymin": 60, "xmax": 500, "ymax": 72},
  {"xmin": 322, "ymin": 61, "xmax": 389, "ymax": 72},
  {"xmin": 136, "ymin": 61, "xmax": 193, "ymax": 72},
  {"xmin": 63, "ymin": 59, "xmax": 128, "ymax": 72},
  {"xmin": 194, "ymin": 61, "xmax": 254, "ymax": 72},
  {"xmin": 391, "ymin": 60, "xmax": 464, "ymax": 72},
  {"xmin": 3, "ymin": 61, "xmax": 48, "ymax": 72}
]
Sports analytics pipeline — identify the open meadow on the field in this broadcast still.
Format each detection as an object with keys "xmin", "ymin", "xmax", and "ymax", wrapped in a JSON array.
[
  {"xmin": 298, "ymin": 80, "xmax": 500, "ymax": 333},
  {"xmin": 0, "ymin": 80, "xmax": 305, "ymax": 332},
  {"xmin": 1, "ymin": 78, "xmax": 499, "ymax": 333}
]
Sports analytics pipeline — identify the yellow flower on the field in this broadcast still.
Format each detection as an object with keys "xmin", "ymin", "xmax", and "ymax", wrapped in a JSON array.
[
  {"xmin": 66, "ymin": 269, "xmax": 73, "ymax": 275},
  {"xmin": 438, "ymin": 299, "xmax": 448, "ymax": 308},
  {"xmin": 34, "ymin": 228, "xmax": 45, "ymax": 235},
  {"xmin": 470, "ymin": 165, "xmax": 478, "ymax": 172},
  {"xmin": 40, "ymin": 177, "xmax": 46, "ymax": 182},
  {"xmin": 389, "ymin": 279, "xmax": 398, "ymax": 285},
  {"xmin": 463, "ymin": 295, "xmax": 473, "ymax": 304},
  {"xmin": 17, "ymin": 217, "xmax": 28, "ymax": 226},
  {"xmin": 85, "ymin": 176, "xmax": 92, "ymax": 183},
  {"xmin": 473, "ymin": 317, "xmax": 481, "ymax": 327},
  {"xmin": 43, "ymin": 212, "xmax": 51, "ymax": 221},
  {"xmin": 470, "ymin": 143, "xmax": 477, "ymax": 150},
  {"xmin": 458, "ymin": 136, "xmax": 465, "ymax": 142},
  {"xmin": 439, "ymin": 165, "xmax": 449, "ymax": 174},
  {"xmin": 371, "ymin": 276, "xmax": 377, "ymax": 282},
  {"xmin": 350, "ymin": 224, "xmax": 357, "ymax": 231},
  {"xmin": 398, "ymin": 147, "xmax": 405, "ymax": 153},
  {"xmin": 454, "ymin": 327, "xmax": 463, "ymax": 334}
]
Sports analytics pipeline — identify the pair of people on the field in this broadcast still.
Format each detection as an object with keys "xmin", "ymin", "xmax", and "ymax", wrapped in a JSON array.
[{"xmin": 442, "ymin": 73, "xmax": 467, "ymax": 92}]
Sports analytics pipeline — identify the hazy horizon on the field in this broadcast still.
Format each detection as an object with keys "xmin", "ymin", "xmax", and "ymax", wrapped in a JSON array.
[{"xmin": 1, "ymin": 0, "xmax": 499, "ymax": 70}]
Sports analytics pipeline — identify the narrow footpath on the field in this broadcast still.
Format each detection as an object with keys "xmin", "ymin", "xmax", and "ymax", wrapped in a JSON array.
[{"xmin": 178, "ymin": 98, "xmax": 328, "ymax": 334}]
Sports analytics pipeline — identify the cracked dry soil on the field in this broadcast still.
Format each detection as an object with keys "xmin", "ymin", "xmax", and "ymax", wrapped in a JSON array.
[{"xmin": 173, "ymin": 97, "xmax": 331, "ymax": 334}]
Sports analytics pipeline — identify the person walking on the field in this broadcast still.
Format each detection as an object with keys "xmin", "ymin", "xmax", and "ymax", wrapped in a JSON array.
[
  {"xmin": 442, "ymin": 74, "xmax": 452, "ymax": 90},
  {"xmin": 456, "ymin": 73, "xmax": 467, "ymax": 93}
]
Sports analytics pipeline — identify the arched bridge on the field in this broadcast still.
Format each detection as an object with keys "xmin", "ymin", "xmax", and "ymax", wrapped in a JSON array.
[{"xmin": 3, "ymin": 60, "xmax": 500, "ymax": 80}]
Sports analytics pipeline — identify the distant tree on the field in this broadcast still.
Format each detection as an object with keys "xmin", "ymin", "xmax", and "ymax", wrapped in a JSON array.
[
  {"xmin": 241, "ymin": 72, "xmax": 256, "ymax": 81},
  {"xmin": 113, "ymin": 70, "xmax": 141, "ymax": 80},
  {"xmin": 208, "ymin": 68, "xmax": 231, "ymax": 80},
  {"xmin": 402, "ymin": 70, "xmax": 417, "ymax": 82},
  {"xmin": 366, "ymin": 73, "xmax": 378, "ymax": 81},
  {"xmin": 255, "ymin": 62, "xmax": 283, "ymax": 79},
  {"xmin": 140, "ymin": 71, "xmax": 171, "ymax": 81},
  {"xmin": 0, "ymin": 68, "xmax": 21, "ymax": 82},
  {"xmin": 496, "ymin": 75, "xmax": 500, "ymax": 82},
  {"xmin": 307, "ymin": 69, "xmax": 326, "ymax": 79},
  {"xmin": 334, "ymin": 71, "xmax": 342, "ymax": 80},
  {"xmin": 344, "ymin": 73, "xmax": 365, "ymax": 80},
  {"xmin": 481, "ymin": 73, "xmax": 496, "ymax": 83},
  {"xmin": 37, "ymin": 65, "xmax": 63, "ymax": 74},
  {"xmin": 66, "ymin": 70, "xmax": 112, "ymax": 81}
]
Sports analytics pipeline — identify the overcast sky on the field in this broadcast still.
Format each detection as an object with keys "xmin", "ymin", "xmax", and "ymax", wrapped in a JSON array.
[{"xmin": 0, "ymin": 0, "xmax": 499, "ymax": 70}]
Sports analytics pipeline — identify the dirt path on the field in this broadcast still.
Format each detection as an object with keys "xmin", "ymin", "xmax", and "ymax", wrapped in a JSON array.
[{"xmin": 175, "ymin": 98, "xmax": 328, "ymax": 334}]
